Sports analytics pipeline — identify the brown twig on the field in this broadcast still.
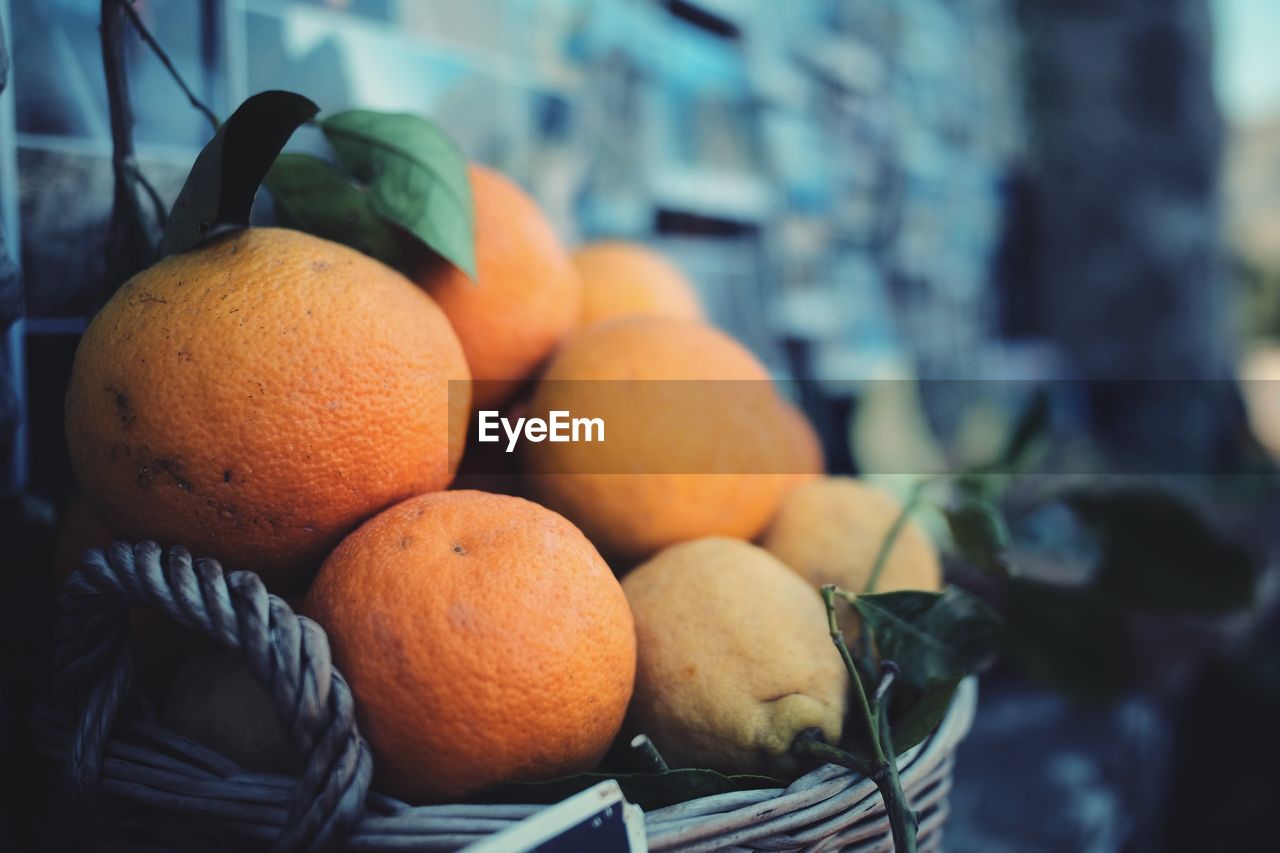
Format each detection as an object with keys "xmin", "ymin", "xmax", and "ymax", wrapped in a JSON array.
[
  {"xmin": 100, "ymin": 0, "xmax": 157, "ymax": 290},
  {"xmin": 865, "ymin": 479, "xmax": 928, "ymax": 593},
  {"xmin": 114, "ymin": 0, "xmax": 219, "ymax": 131}
]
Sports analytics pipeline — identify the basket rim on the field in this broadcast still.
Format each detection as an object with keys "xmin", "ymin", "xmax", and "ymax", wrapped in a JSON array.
[{"xmin": 40, "ymin": 540, "xmax": 980, "ymax": 852}]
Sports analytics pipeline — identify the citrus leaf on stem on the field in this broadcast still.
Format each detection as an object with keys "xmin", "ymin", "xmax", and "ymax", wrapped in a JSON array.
[
  {"xmin": 832, "ymin": 675, "xmax": 964, "ymax": 765},
  {"xmin": 852, "ymin": 588, "xmax": 1003, "ymax": 688},
  {"xmin": 944, "ymin": 495, "xmax": 1014, "ymax": 577},
  {"xmin": 1064, "ymin": 486, "xmax": 1259, "ymax": 613},
  {"xmin": 320, "ymin": 110, "xmax": 476, "ymax": 279},
  {"xmin": 265, "ymin": 153, "xmax": 404, "ymax": 268},
  {"xmin": 887, "ymin": 677, "xmax": 963, "ymax": 755},
  {"xmin": 160, "ymin": 90, "xmax": 318, "ymax": 257}
]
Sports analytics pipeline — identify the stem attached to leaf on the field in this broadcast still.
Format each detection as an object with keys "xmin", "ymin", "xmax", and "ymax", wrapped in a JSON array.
[
  {"xmin": 790, "ymin": 733, "xmax": 874, "ymax": 778},
  {"xmin": 873, "ymin": 661, "xmax": 917, "ymax": 852},
  {"xmin": 823, "ymin": 586, "xmax": 882, "ymax": 764},
  {"xmin": 865, "ymin": 479, "xmax": 929, "ymax": 594},
  {"xmin": 813, "ymin": 585, "xmax": 918, "ymax": 853}
]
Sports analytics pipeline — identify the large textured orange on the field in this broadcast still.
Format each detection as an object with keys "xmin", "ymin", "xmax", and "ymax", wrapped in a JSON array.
[
  {"xmin": 304, "ymin": 490, "xmax": 636, "ymax": 802},
  {"xmin": 779, "ymin": 399, "xmax": 825, "ymax": 492},
  {"xmin": 573, "ymin": 241, "xmax": 704, "ymax": 329},
  {"xmin": 414, "ymin": 164, "xmax": 581, "ymax": 409},
  {"xmin": 762, "ymin": 477, "xmax": 943, "ymax": 635},
  {"xmin": 523, "ymin": 317, "xmax": 796, "ymax": 563},
  {"xmin": 65, "ymin": 228, "xmax": 470, "ymax": 590}
]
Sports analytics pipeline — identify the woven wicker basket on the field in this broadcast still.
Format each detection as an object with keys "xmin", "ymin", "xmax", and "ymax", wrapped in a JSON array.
[{"xmin": 35, "ymin": 541, "xmax": 977, "ymax": 852}]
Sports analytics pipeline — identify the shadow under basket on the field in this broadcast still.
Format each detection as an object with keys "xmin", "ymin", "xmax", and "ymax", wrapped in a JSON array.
[{"xmin": 34, "ymin": 541, "xmax": 978, "ymax": 852}]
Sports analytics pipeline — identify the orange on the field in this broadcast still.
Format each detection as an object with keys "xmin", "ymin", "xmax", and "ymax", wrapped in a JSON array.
[
  {"xmin": 304, "ymin": 490, "xmax": 636, "ymax": 802},
  {"xmin": 573, "ymin": 241, "xmax": 704, "ymax": 329},
  {"xmin": 413, "ymin": 164, "xmax": 581, "ymax": 409},
  {"xmin": 779, "ymin": 399, "xmax": 825, "ymax": 490},
  {"xmin": 65, "ymin": 227, "xmax": 470, "ymax": 590},
  {"xmin": 523, "ymin": 317, "xmax": 795, "ymax": 563},
  {"xmin": 762, "ymin": 477, "xmax": 943, "ymax": 634}
]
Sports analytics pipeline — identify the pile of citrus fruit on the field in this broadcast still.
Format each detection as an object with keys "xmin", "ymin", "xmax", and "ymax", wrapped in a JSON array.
[{"xmin": 59, "ymin": 162, "xmax": 942, "ymax": 801}]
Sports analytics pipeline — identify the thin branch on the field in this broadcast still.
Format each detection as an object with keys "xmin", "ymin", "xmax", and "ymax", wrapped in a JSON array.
[
  {"xmin": 821, "ymin": 586, "xmax": 883, "ymax": 766},
  {"xmin": 115, "ymin": 0, "xmax": 219, "ymax": 131},
  {"xmin": 819, "ymin": 586, "xmax": 918, "ymax": 853},
  {"xmin": 874, "ymin": 660, "xmax": 899, "ymax": 707},
  {"xmin": 791, "ymin": 735, "xmax": 875, "ymax": 778},
  {"xmin": 874, "ymin": 663, "xmax": 918, "ymax": 851},
  {"xmin": 100, "ymin": 0, "xmax": 156, "ymax": 290},
  {"xmin": 127, "ymin": 162, "xmax": 168, "ymax": 228},
  {"xmin": 628, "ymin": 734, "xmax": 670, "ymax": 773},
  {"xmin": 865, "ymin": 479, "xmax": 929, "ymax": 593},
  {"xmin": 828, "ymin": 585, "xmax": 879, "ymax": 684}
]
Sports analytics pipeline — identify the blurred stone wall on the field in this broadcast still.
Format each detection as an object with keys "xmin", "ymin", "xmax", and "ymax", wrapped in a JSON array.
[
  {"xmin": 1018, "ymin": 0, "xmax": 1251, "ymax": 470},
  {"xmin": 0, "ymin": 0, "xmax": 1028, "ymax": 494}
]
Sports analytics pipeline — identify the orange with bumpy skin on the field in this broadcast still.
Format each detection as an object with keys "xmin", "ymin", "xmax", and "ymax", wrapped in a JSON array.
[
  {"xmin": 65, "ymin": 227, "xmax": 470, "ymax": 590},
  {"xmin": 762, "ymin": 477, "xmax": 943, "ymax": 635},
  {"xmin": 573, "ymin": 241, "xmax": 704, "ymax": 329},
  {"xmin": 304, "ymin": 490, "xmax": 636, "ymax": 802},
  {"xmin": 414, "ymin": 164, "xmax": 582, "ymax": 409},
  {"xmin": 523, "ymin": 317, "xmax": 796, "ymax": 563},
  {"xmin": 779, "ymin": 400, "xmax": 825, "ymax": 491}
]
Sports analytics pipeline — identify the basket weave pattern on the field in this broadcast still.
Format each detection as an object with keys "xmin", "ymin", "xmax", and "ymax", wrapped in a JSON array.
[{"xmin": 36, "ymin": 541, "xmax": 976, "ymax": 852}]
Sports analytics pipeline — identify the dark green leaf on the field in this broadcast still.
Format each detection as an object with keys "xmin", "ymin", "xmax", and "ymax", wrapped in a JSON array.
[
  {"xmin": 952, "ymin": 470, "xmax": 1009, "ymax": 502},
  {"xmin": 161, "ymin": 91, "xmax": 318, "ymax": 256},
  {"xmin": 999, "ymin": 387, "xmax": 1050, "ymax": 471},
  {"xmin": 853, "ymin": 587, "xmax": 1003, "ymax": 688},
  {"xmin": 888, "ymin": 677, "xmax": 963, "ymax": 755},
  {"xmin": 1003, "ymin": 577, "xmax": 1133, "ymax": 703},
  {"xmin": 320, "ymin": 110, "xmax": 476, "ymax": 279},
  {"xmin": 265, "ymin": 154, "xmax": 404, "ymax": 268},
  {"xmin": 1065, "ymin": 487, "xmax": 1259, "ymax": 613},
  {"xmin": 837, "ymin": 677, "xmax": 965, "ymax": 762},
  {"xmin": 467, "ymin": 768, "xmax": 780, "ymax": 811},
  {"xmin": 944, "ymin": 497, "xmax": 1014, "ymax": 577}
]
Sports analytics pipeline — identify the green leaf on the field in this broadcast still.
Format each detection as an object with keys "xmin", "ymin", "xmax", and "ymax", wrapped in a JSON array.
[
  {"xmin": 887, "ymin": 677, "xmax": 963, "ymax": 755},
  {"xmin": 467, "ymin": 768, "xmax": 780, "ymax": 811},
  {"xmin": 951, "ymin": 470, "xmax": 1010, "ymax": 503},
  {"xmin": 1065, "ymin": 487, "xmax": 1259, "ymax": 613},
  {"xmin": 837, "ymin": 677, "xmax": 966, "ymax": 762},
  {"xmin": 265, "ymin": 154, "xmax": 404, "ymax": 268},
  {"xmin": 161, "ymin": 91, "xmax": 319, "ymax": 256},
  {"xmin": 944, "ymin": 496, "xmax": 1014, "ymax": 577},
  {"xmin": 319, "ymin": 110, "xmax": 476, "ymax": 279},
  {"xmin": 1003, "ymin": 577, "xmax": 1134, "ymax": 703},
  {"xmin": 852, "ymin": 587, "xmax": 1003, "ymax": 687}
]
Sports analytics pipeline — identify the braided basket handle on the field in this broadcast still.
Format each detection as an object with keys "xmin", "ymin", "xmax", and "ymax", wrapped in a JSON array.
[{"xmin": 53, "ymin": 540, "xmax": 373, "ymax": 853}]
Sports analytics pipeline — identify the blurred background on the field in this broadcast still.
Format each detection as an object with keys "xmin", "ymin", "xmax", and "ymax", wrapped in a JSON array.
[{"xmin": 2, "ymin": 1, "xmax": 1280, "ymax": 851}]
